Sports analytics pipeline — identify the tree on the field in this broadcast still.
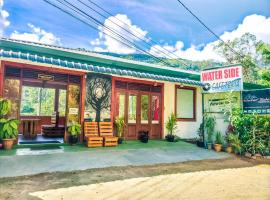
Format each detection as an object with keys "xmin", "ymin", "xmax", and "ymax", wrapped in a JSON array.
[
  {"xmin": 86, "ymin": 74, "xmax": 111, "ymax": 122},
  {"xmin": 257, "ymin": 43, "xmax": 270, "ymax": 64},
  {"xmin": 214, "ymin": 33, "xmax": 261, "ymax": 82}
]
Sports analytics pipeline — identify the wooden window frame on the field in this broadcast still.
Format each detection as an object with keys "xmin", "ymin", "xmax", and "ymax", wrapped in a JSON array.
[{"xmin": 175, "ymin": 85, "xmax": 196, "ymax": 122}]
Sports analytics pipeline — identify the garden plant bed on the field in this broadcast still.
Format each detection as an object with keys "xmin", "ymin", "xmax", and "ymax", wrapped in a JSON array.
[{"xmin": 0, "ymin": 156, "xmax": 269, "ymax": 200}]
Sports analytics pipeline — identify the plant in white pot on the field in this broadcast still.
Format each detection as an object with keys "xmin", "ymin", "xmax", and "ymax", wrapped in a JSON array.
[
  {"xmin": 0, "ymin": 98, "xmax": 19, "ymax": 150},
  {"xmin": 165, "ymin": 113, "xmax": 177, "ymax": 142}
]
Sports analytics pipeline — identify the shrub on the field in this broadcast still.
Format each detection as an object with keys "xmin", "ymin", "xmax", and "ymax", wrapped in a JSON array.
[{"xmin": 230, "ymin": 109, "xmax": 270, "ymax": 155}]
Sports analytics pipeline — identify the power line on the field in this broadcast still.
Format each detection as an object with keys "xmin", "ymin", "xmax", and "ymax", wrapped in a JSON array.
[
  {"xmin": 60, "ymin": 0, "xmax": 174, "ymax": 66},
  {"xmin": 43, "ymin": 0, "xmax": 173, "ymax": 66},
  {"xmin": 84, "ymin": 0, "xmax": 190, "ymax": 67},
  {"xmin": 78, "ymin": 0, "xmax": 177, "ymax": 61},
  {"xmin": 176, "ymin": 0, "xmax": 245, "ymax": 60}
]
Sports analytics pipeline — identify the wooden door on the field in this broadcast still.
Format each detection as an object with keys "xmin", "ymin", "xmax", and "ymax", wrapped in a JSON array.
[{"xmin": 150, "ymin": 94, "xmax": 161, "ymax": 139}]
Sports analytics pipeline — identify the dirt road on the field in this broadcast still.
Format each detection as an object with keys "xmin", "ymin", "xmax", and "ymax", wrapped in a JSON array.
[
  {"xmin": 0, "ymin": 156, "xmax": 269, "ymax": 200},
  {"xmin": 31, "ymin": 165, "xmax": 270, "ymax": 200}
]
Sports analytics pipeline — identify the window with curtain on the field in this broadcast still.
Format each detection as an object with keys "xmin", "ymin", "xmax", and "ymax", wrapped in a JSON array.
[{"xmin": 176, "ymin": 87, "xmax": 196, "ymax": 120}]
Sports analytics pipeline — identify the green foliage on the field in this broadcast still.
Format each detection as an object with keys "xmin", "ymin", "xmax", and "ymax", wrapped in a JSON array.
[
  {"xmin": 166, "ymin": 113, "xmax": 177, "ymax": 135},
  {"xmin": 214, "ymin": 33, "xmax": 260, "ymax": 83},
  {"xmin": 197, "ymin": 123, "xmax": 204, "ymax": 142},
  {"xmin": 0, "ymin": 98, "xmax": 19, "ymax": 140},
  {"xmin": 257, "ymin": 43, "xmax": 270, "ymax": 64},
  {"xmin": 228, "ymin": 133, "xmax": 242, "ymax": 155},
  {"xmin": 215, "ymin": 131, "xmax": 223, "ymax": 145},
  {"xmin": 257, "ymin": 69, "xmax": 270, "ymax": 87},
  {"xmin": 0, "ymin": 119, "xmax": 19, "ymax": 139},
  {"xmin": 204, "ymin": 114, "xmax": 216, "ymax": 143},
  {"xmin": 115, "ymin": 117, "xmax": 125, "ymax": 138},
  {"xmin": 0, "ymin": 98, "xmax": 11, "ymax": 117},
  {"xmin": 230, "ymin": 109, "xmax": 270, "ymax": 155},
  {"xmin": 67, "ymin": 122, "xmax": 81, "ymax": 136}
]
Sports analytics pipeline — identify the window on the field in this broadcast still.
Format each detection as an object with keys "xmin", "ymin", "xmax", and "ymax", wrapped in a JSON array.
[
  {"xmin": 118, "ymin": 94, "xmax": 125, "ymax": 119},
  {"xmin": 141, "ymin": 95, "xmax": 149, "ymax": 124},
  {"xmin": 175, "ymin": 86, "xmax": 196, "ymax": 121},
  {"xmin": 40, "ymin": 88, "xmax": 55, "ymax": 116},
  {"xmin": 128, "ymin": 94, "xmax": 137, "ymax": 123},
  {"xmin": 20, "ymin": 86, "xmax": 55, "ymax": 116},
  {"xmin": 151, "ymin": 95, "xmax": 160, "ymax": 124},
  {"xmin": 58, "ymin": 89, "xmax": 67, "ymax": 116}
]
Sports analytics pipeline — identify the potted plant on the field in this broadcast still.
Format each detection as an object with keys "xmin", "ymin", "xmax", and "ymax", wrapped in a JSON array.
[
  {"xmin": 115, "ymin": 117, "xmax": 125, "ymax": 144},
  {"xmin": 138, "ymin": 130, "xmax": 149, "ymax": 143},
  {"xmin": 228, "ymin": 133, "xmax": 242, "ymax": 155},
  {"xmin": 0, "ymin": 98, "xmax": 19, "ymax": 150},
  {"xmin": 165, "ymin": 113, "xmax": 177, "ymax": 142},
  {"xmin": 225, "ymin": 132, "xmax": 234, "ymax": 153},
  {"xmin": 204, "ymin": 114, "xmax": 216, "ymax": 150},
  {"xmin": 67, "ymin": 122, "xmax": 81, "ymax": 145},
  {"xmin": 196, "ymin": 123, "xmax": 204, "ymax": 147},
  {"xmin": 213, "ymin": 131, "xmax": 223, "ymax": 152}
]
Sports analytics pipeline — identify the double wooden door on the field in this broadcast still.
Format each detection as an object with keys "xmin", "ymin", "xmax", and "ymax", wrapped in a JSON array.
[{"xmin": 115, "ymin": 90, "xmax": 161, "ymax": 140}]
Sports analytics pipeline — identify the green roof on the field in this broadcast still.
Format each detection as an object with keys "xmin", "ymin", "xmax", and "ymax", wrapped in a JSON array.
[{"xmin": 0, "ymin": 38, "xmax": 200, "ymax": 81}]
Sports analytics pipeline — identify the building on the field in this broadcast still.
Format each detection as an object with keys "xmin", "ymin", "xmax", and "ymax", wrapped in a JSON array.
[{"xmin": 0, "ymin": 38, "xmax": 263, "ymax": 144}]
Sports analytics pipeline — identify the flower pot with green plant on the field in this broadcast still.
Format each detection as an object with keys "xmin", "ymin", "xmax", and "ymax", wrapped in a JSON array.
[
  {"xmin": 115, "ymin": 117, "xmax": 125, "ymax": 144},
  {"xmin": 225, "ymin": 131, "xmax": 234, "ymax": 153},
  {"xmin": 0, "ymin": 98, "xmax": 19, "ymax": 150},
  {"xmin": 204, "ymin": 114, "xmax": 216, "ymax": 150},
  {"xmin": 214, "ymin": 131, "xmax": 223, "ymax": 152},
  {"xmin": 165, "ymin": 113, "xmax": 177, "ymax": 142},
  {"xmin": 67, "ymin": 122, "xmax": 81, "ymax": 145},
  {"xmin": 228, "ymin": 133, "xmax": 242, "ymax": 155}
]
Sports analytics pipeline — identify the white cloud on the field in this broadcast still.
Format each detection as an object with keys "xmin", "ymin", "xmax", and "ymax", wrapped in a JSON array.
[
  {"xmin": 150, "ymin": 14, "xmax": 270, "ymax": 62},
  {"xmin": 0, "ymin": 0, "xmax": 10, "ymax": 36},
  {"xmin": 10, "ymin": 23, "xmax": 61, "ymax": 45},
  {"xmin": 90, "ymin": 14, "xmax": 148, "ymax": 54}
]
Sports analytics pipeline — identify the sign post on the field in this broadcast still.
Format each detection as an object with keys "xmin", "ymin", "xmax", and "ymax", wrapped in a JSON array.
[
  {"xmin": 201, "ymin": 65, "xmax": 243, "ymax": 146},
  {"xmin": 201, "ymin": 65, "xmax": 243, "ymax": 93}
]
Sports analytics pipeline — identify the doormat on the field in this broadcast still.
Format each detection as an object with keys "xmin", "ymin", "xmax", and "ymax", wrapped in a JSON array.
[
  {"xmin": 30, "ymin": 146, "xmax": 62, "ymax": 151},
  {"xmin": 19, "ymin": 141, "xmax": 61, "ymax": 145}
]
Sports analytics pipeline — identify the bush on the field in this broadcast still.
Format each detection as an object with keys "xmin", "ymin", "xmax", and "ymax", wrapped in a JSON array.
[{"xmin": 230, "ymin": 109, "xmax": 270, "ymax": 155}]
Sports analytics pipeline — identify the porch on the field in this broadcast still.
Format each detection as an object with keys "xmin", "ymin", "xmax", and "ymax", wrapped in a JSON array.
[{"xmin": 0, "ymin": 140, "xmax": 230, "ymax": 178}]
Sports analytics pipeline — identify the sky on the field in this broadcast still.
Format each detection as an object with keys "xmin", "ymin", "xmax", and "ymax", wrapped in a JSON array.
[{"xmin": 1, "ymin": 0, "xmax": 270, "ymax": 61}]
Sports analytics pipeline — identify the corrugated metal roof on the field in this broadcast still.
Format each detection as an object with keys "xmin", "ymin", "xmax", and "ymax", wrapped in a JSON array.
[
  {"xmin": 0, "ymin": 38, "xmax": 201, "ymax": 81},
  {"xmin": 0, "ymin": 49, "xmax": 203, "ymax": 86}
]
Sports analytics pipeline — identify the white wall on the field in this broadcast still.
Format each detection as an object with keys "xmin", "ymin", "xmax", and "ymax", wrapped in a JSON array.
[{"xmin": 163, "ymin": 82, "xmax": 203, "ymax": 139}]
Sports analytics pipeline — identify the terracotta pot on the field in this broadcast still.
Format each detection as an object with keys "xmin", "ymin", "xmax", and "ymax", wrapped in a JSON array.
[
  {"xmin": 13, "ymin": 137, "xmax": 18, "ymax": 145},
  {"xmin": 2, "ymin": 139, "xmax": 14, "ymax": 150},
  {"xmin": 214, "ymin": 144, "xmax": 222, "ymax": 152},
  {"xmin": 226, "ymin": 146, "xmax": 233, "ymax": 153}
]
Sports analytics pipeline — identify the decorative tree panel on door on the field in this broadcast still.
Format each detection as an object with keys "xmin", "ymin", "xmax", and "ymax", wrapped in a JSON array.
[
  {"xmin": 114, "ymin": 80, "xmax": 162, "ymax": 140},
  {"xmin": 85, "ymin": 74, "xmax": 112, "ymax": 122}
]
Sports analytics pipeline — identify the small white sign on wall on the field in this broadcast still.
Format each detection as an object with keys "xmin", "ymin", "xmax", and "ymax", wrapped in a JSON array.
[{"xmin": 69, "ymin": 108, "xmax": 79, "ymax": 115}]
